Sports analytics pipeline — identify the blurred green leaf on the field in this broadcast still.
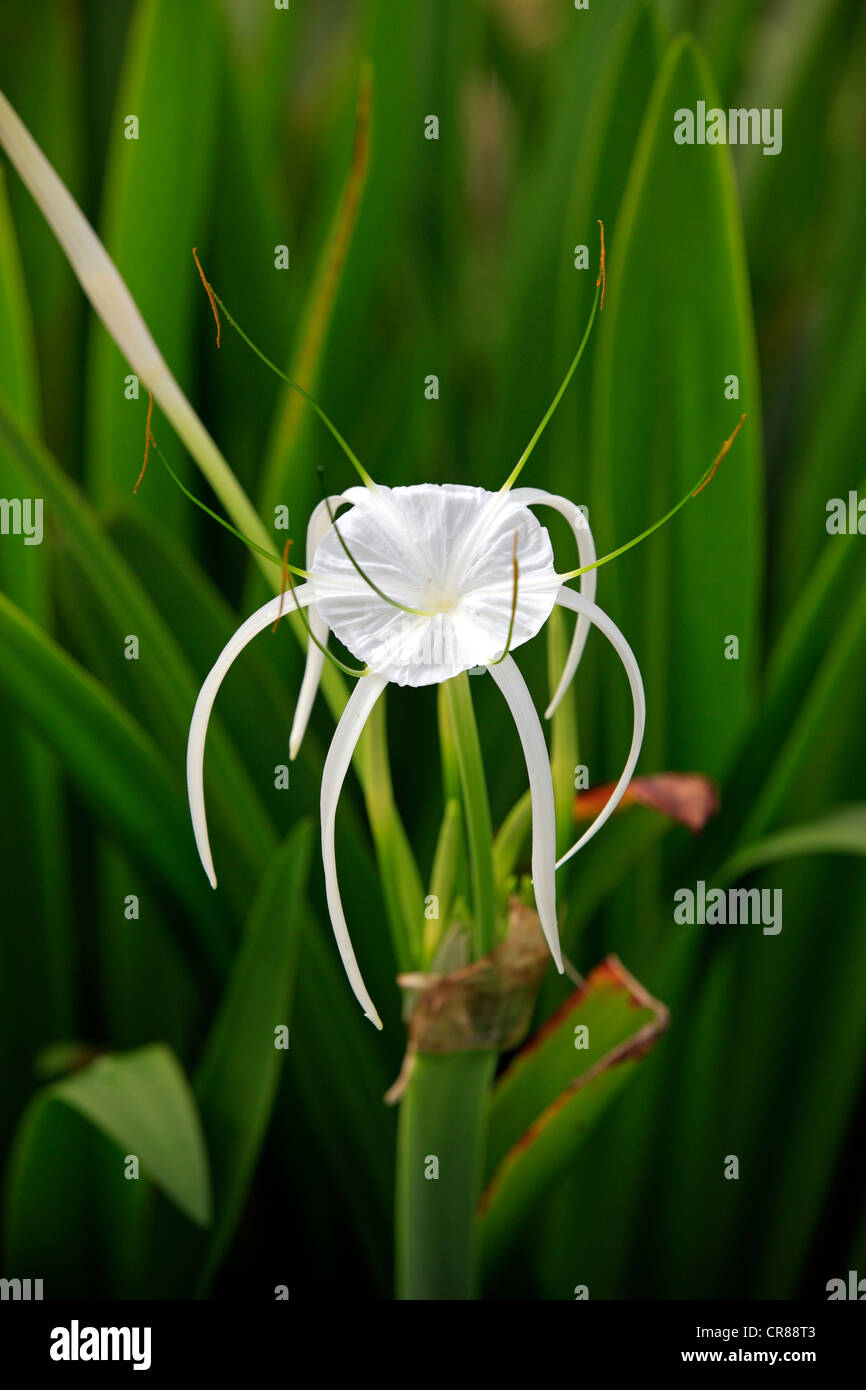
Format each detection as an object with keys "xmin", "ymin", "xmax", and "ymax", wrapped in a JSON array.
[
  {"xmin": 0, "ymin": 163, "xmax": 74, "ymax": 1135},
  {"xmin": 0, "ymin": 389, "xmax": 277, "ymax": 912},
  {"xmin": 0, "ymin": 591, "xmax": 224, "ymax": 965},
  {"xmin": 4, "ymin": 1097, "xmax": 105, "ymax": 1293},
  {"xmin": 194, "ymin": 819, "xmax": 313, "ymax": 1290},
  {"xmin": 722, "ymin": 804, "xmax": 866, "ymax": 881},
  {"xmin": 7, "ymin": 1044, "xmax": 212, "ymax": 1233}
]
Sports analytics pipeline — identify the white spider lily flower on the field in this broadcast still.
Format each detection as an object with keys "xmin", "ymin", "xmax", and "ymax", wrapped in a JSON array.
[
  {"xmin": 188, "ymin": 482, "xmax": 645, "ymax": 1029},
  {"xmin": 0, "ymin": 86, "xmax": 645, "ymax": 1030}
]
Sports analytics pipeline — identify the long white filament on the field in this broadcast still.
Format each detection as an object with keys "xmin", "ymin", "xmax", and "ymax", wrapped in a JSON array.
[
  {"xmin": 554, "ymin": 586, "xmax": 645, "ymax": 870},
  {"xmin": 0, "ymin": 87, "xmax": 267, "ymax": 551},
  {"xmin": 288, "ymin": 494, "xmax": 347, "ymax": 760},
  {"xmin": 487, "ymin": 656, "xmax": 562, "ymax": 973},
  {"xmin": 509, "ymin": 487, "xmax": 597, "ymax": 717},
  {"xmin": 187, "ymin": 585, "xmax": 314, "ymax": 889},
  {"xmin": 320, "ymin": 674, "xmax": 388, "ymax": 1029}
]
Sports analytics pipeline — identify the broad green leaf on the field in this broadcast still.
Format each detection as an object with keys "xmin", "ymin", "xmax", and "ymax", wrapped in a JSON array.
[
  {"xmin": 480, "ymin": 957, "xmax": 668, "ymax": 1275},
  {"xmin": 740, "ymin": 0, "xmax": 850, "ymax": 318},
  {"xmin": 741, "ymin": 584, "xmax": 866, "ymax": 841},
  {"xmin": 551, "ymin": 0, "xmax": 664, "ymax": 505},
  {"xmin": 696, "ymin": 0, "xmax": 761, "ymax": 99},
  {"xmin": 7, "ymin": 1044, "xmax": 212, "ymax": 1232},
  {"xmin": 776, "ymin": 106, "xmax": 866, "ymax": 605},
  {"xmin": 591, "ymin": 33, "xmax": 763, "ymax": 780}
]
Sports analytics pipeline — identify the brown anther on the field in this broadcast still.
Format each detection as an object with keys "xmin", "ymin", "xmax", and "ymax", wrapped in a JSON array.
[
  {"xmin": 596, "ymin": 218, "xmax": 606, "ymax": 311},
  {"xmin": 193, "ymin": 246, "xmax": 221, "ymax": 348},
  {"xmin": 133, "ymin": 393, "xmax": 154, "ymax": 494},
  {"xmin": 271, "ymin": 538, "xmax": 293, "ymax": 633},
  {"xmin": 692, "ymin": 413, "xmax": 746, "ymax": 497}
]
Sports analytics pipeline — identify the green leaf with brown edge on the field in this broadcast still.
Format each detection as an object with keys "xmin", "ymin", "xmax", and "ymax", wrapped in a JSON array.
[{"xmin": 479, "ymin": 957, "xmax": 668, "ymax": 1276}]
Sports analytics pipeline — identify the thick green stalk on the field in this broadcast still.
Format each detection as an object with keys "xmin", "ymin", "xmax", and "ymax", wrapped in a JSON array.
[
  {"xmin": 443, "ymin": 673, "xmax": 497, "ymax": 958},
  {"xmin": 396, "ymin": 1051, "xmax": 495, "ymax": 1300}
]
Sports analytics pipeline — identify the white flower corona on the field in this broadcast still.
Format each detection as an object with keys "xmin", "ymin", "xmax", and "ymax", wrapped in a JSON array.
[{"xmin": 313, "ymin": 483, "xmax": 559, "ymax": 685}]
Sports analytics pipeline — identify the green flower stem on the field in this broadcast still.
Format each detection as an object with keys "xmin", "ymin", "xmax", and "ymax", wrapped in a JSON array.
[
  {"xmin": 424, "ymin": 797, "xmax": 463, "ymax": 966},
  {"xmin": 396, "ymin": 1051, "xmax": 495, "ymax": 1300},
  {"xmin": 360, "ymin": 691, "xmax": 425, "ymax": 971},
  {"xmin": 443, "ymin": 673, "xmax": 497, "ymax": 958}
]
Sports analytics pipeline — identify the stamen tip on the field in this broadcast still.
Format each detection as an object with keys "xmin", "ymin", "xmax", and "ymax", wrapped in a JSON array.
[{"xmin": 365, "ymin": 1010, "xmax": 384, "ymax": 1031}]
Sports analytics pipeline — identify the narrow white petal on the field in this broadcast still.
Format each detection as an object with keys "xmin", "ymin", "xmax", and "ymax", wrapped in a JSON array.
[
  {"xmin": 487, "ymin": 656, "xmax": 562, "ymax": 973},
  {"xmin": 187, "ymin": 584, "xmax": 314, "ymax": 889},
  {"xmin": 0, "ymin": 88, "xmax": 261, "ymax": 540},
  {"xmin": 510, "ymin": 488, "xmax": 597, "ymax": 717},
  {"xmin": 289, "ymin": 494, "xmax": 347, "ymax": 760},
  {"xmin": 321, "ymin": 674, "xmax": 388, "ymax": 1029},
  {"xmin": 554, "ymin": 586, "xmax": 645, "ymax": 870}
]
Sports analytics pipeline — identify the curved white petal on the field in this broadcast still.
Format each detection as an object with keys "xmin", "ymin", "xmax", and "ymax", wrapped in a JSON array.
[
  {"xmin": 187, "ymin": 584, "xmax": 314, "ymax": 889},
  {"xmin": 510, "ymin": 488, "xmax": 597, "ymax": 718},
  {"xmin": 0, "ymin": 89, "xmax": 261, "ymax": 542},
  {"xmin": 487, "ymin": 657, "xmax": 562, "ymax": 973},
  {"xmin": 289, "ymin": 493, "xmax": 349, "ymax": 760},
  {"xmin": 321, "ymin": 674, "xmax": 388, "ymax": 1029},
  {"xmin": 554, "ymin": 586, "xmax": 645, "ymax": 870}
]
